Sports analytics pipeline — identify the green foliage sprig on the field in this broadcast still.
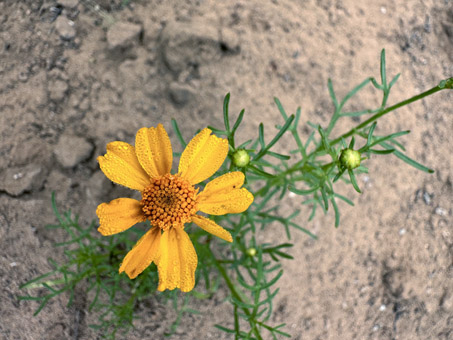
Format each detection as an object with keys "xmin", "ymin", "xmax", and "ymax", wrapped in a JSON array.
[{"xmin": 19, "ymin": 50, "xmax": 452, "ymax": 339}]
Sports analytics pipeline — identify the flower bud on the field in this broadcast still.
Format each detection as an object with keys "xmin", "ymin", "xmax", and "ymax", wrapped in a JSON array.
[
  {"xmin": 339, "ymin": 149, "xmax": 361, "ymax": 170},
  {"xmin": 232, "ymin": 149, "xmax": 250, "ymax": 168},
  {"xmin": 246, "ymin": 247, "xmax": 257, "ymax": 257}
]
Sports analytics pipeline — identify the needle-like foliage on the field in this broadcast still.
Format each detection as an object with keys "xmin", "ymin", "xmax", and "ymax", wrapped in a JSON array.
[{"xmin": 19, "ymin": 50, "xmax": 452, "ymax": 339}]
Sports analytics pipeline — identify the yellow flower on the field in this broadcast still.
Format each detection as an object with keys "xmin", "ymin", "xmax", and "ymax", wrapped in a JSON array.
[{"xmin": 96, "ymin": 124, "xmax": 254, "ymax": 292}]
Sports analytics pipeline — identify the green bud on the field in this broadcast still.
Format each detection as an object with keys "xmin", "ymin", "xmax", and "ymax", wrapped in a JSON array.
[
  {"xmin": 232, "ymin": 149, "xmax": 250, "ymax": 167},
  {"xmin": 339, "ymin": 148, "xmax": 361, "ymax": 170},
  {"xmin": 246, "ymin": 247, "xmax": 257, "ymax": 257},
  {"xmin": 439, "ymin": 77, "xmax": 453, "ymax": 89}
]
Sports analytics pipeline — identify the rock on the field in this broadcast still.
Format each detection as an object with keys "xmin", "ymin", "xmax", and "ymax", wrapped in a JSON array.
[
  {"xmin": 160, "ymin": 20, "xmax": 221, "ymax": 74},
  {"xmin": 54, "ymin": 134, "xmax": 93, "ymax": 168},
  {"xmin": 54, "ymin": 15, "xmax": 76, "ymax": 40},
  {"xmin": 0, "ymin": 164, "xmax": 47, "ymax": 196},
  {"xmin": 106, "ymin": 21, "xmax": 142, "ymax": 50},
  {"xmin": 48, "ymin": 79, "xmax": 69, "ymax": 102},
  {"xmin": 57, "ymin": 0, "xmax": 79, "ymax": 9},
  {"xmin": 168, "ymin": 82, "xmax": 194, "ymax": 106},
  {"xmin": 219, "ymin": 28, "xmax": 241, "ymax": 55}
]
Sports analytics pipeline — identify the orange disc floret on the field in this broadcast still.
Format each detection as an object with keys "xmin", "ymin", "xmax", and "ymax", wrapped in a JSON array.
[{"xmin": 140, "ymin": 174, "xmax": 198, "ymax": 230}]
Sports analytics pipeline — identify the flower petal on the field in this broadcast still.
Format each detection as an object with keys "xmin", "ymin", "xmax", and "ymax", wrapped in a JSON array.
[
  {"xmin": 198, "ymin": 189, "xmax": 254, "ymax": 215},
  {"xmin": 197, "ymin": 172, "xmax": 254, "ymax": 215},
  {"xmin": 178, "ymin": 128, "xmax": 229, "ymax": 185},
  {"xmin": 97, "ymin": 198, "xmax": 145, "ymax": 236},
  {"xmin": 119, "ymin": 227, "xmax": 161, "ymax": 279},
  {"xmin": 199, "ymin": 171, "xmax": 246, "ymax": 195},
  {"xmin": 157, "ymin": 228, "xmax": 197, "ymax": 292},
  {"xmin": 191, "ymin": 215, "xmax": 233, "ymax": 242},
  {"xmin": 135, "ymin": 124, "xmax": 173, "ymax": 178},
  {"xmin": 98, "ymin": 141, "xmax": 150, "ymax": 191}
]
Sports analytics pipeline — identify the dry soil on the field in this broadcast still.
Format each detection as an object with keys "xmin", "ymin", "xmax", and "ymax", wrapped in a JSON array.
[{"xmin": 1, "ymin": 1, "xmax": 453, "ymax": 339}]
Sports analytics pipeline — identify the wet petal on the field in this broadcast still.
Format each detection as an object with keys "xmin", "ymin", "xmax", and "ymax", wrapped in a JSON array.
[
  {"xmin": 197, "ymin": 172, "xmax": 254, "ymax": 215},
  {"xmin": 178, "ymin": 128, "xmax": 228, "ymax": 185},
  {"xmin": 135, "ymin": 124, "xmax": 173, "ymax": 178},
  {"xmin": 157, "ymin": 228, "xmax": 197, "ymax": 292},
  {"xmin": 97, "ymin": 198, "xmax": 145, "ymax": 236},
  {"xmin": 199, "ymin": 171, "xmax": 245, "ymax": 196},
  {"xmin": 191, "ymin": 215, "xmax": 233, "ymax": 242},
  {"xmin": 198, "ymin": 188, "xmax": 254, "ymax": 215},
  {"xmin": 98, "ymin": 141, "xmax": 150, "ymax": 191},
  {"xmin": 119, "ymin": 227, "xmax": 161, "ymax": 279}
]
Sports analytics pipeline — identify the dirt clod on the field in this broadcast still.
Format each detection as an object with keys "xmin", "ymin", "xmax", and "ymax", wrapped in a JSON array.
[
  {"xmin": 53, "ymin": 134, "xmax": 93, "ymax": 168},
  {"xmin": 160, "ymin": 20, "xmax": 221, "ymax": 75},
  {"xmin": 47, "ymin": 79, "xmax": 69, "ymax": 102},
  {"xmin": 106, "ymin": 21, "xmax": 142, "ymax": 50},
  {"xmin": 0, "ymin": 165, "xmax": 47, "ymax": 196},
  {"xmin": 168, "ymin": 82, "xmax": 194, "ymax": 106}
]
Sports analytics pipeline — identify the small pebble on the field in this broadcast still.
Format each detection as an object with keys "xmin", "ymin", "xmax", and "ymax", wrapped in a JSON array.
[
  {"xmin": 13, "ymin": 172, "xmax": 23, "ymax": 180},
  {"xmin": 18, "ymin": 71, "xmax": 29, "ymax": 82},
  {"xmin": 423, "ymin": 192, "xmax": 431, "ymax": 205},
  {"xmin": 55, "ymin": 15, "xmax": 76, "ymax": 40},
  {"xmin": 435, "ymin": 207, "xmax": 447, "ymax": 216}
]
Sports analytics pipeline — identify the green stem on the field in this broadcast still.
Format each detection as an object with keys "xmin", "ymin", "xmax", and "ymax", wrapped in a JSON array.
[
  {"xmin": 211, "ymin": 250, "xmax": 263, "ymax": 340},
  {"xmin": 312, "ymin": 80, "xmax": 450, "ymax": 156}
]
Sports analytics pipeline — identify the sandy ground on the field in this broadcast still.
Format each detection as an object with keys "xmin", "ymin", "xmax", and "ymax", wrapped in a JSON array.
[{"xmin": 1, "ymin": 0, "xmax": 452, "ymax": 339}]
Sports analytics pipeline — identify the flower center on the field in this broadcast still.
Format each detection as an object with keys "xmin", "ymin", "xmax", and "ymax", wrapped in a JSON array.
[{"xmin": 141, "ymin": 174, "xmax": 198, "ymax": 230}]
